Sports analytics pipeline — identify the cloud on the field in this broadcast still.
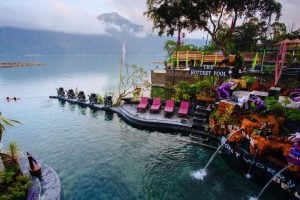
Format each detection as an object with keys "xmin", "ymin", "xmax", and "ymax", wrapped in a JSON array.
[
  {"xmin": 0, "ymin": 0, "xmax": 108, "ymax": 34},
  {"xmin": 279, "ymin": 0, "xmax": 300, "ymax": 31},
  {"xmin": 0, "ymin": 0, "xmax": 299, "ymax": 37}
]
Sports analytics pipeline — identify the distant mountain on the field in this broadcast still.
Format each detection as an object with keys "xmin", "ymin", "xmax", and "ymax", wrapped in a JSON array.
[
  {"xmin": 97, "ymin": 12, "xmax": 145, "ymax": 37},
  {"xmin": 0, "ymin": 27, "xmax": 204, "ymax": 56}
]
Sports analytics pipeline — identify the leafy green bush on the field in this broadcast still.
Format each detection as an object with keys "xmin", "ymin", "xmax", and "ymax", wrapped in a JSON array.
[
  {"xmin": 264, "ymin": 96, "xmax": 284, "ymax": 116},
  {"xmin": 96, "ymin": 94, "xmax": 104, "ymax": 104},
  {"xmin": 8, "ymin": 142, "xmax": 19, "ymax": 161},
  {"xmin": 284, "ymin": 108, "xmax": 300, "ymax": 122},
  {"xmin": 174, "ymin": 81, "xmax": 193, "ymax": 101},
  {"xmin": 241, "ymin": 75, "xmax": 255, "ymax": 86},
  {"xmin": 194, "ymin": 77, "xmax": 217, "ymax": 98},
  {"xmin": 3, "ymin": 170, "xmax": 15, "ymax": 184},
  {"xmin": 151, "ymin": 86, "xmax": 174, "ymax": 100},
  {"xmin": 264, "ymin": 97, "xmax": 300, "ymax": 121},
  {"xmin": 0, "ymin": 171, "xmax": 31, "ymax": 200},
  {"xmin": 210, "ymin": 106, "xmax": 236, "ymax": 126}
]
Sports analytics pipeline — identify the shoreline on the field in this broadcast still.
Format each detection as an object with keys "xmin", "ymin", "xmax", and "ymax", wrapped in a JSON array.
[{"xmin": 0, "ymin": 62, "xmax": 45, "ymax": 68}]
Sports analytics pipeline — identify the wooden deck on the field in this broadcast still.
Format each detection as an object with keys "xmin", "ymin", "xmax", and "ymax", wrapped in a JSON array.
[
  {"xmin": 50, "ymin": 95, "xmax": 213, "ymax": 137},
  {"xmin": 119, "ymin": 104, "xmax": 193, "ymax": 127}
]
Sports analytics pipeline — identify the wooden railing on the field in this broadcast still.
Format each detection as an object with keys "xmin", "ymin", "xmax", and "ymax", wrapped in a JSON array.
[
  {"xmin": 171, "ymin": 51, "xmax": 236, "ymax": 63},
  {"xmin": 171, "ymin": 51, "xmax": 281, "ymax": 65}
]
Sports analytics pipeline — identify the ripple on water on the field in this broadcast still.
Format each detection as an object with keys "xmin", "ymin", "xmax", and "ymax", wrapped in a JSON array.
[{"xmin": 0, "ymin": 96, "xmax": 281, "ymax": 199}]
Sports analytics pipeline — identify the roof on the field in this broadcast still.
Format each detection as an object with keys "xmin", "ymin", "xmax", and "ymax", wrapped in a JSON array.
[{"xmin": 276, "ymin": 38, "xmax": 300, "ymax": 45}]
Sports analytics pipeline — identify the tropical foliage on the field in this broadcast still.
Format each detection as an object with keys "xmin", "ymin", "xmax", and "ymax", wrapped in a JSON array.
[
  {"xmin": 0, "ymin": 169, "xmax": 31, "ymax": 200},
  {"xmin": 263, "ymin": 97, "xmax": 300, "ymax": 121},
  {"xmin": 173, "ymin": 77, "xmax": 218, "ymax": 102},
  {"xmin": 164, "ymin": 40, "xmax": 201, "ymax": 58},
  {"xmin": 0, "ymin": 142, "xmax": 31, "ymax": 200},
  {"xmin": 174, "ymin": 81, "xmax": 195, "ymax": 101},
  {"xmin": 264, "ymin": 96, "xmax": 284, "ymax": 116},
  {"xmin": 116, "ymin": 64, "xmax": 150, "ymax": 105},
  {"xmin": 8, "ymin": 142, "xmax": 19, "ymax": 162},
  {"xmin": 0, "ymin": 114, "xmax": 20, "ymax": 143},
  {"xmin": 96, "ymin": 94, "xmax": 104, "ymax": 104},
  {"xmin": 145, "ymin": 0, "xmax": 282, "ymax": 58},
  {"xmin": 240, "ymin": 75, "xmax": 255, "ymax": 88},
  {"xmin": 151, "ymin": 86, "xmax": 175, "ymax": 101}
]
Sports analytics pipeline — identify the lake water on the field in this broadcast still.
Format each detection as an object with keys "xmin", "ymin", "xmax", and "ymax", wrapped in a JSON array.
[{"xmin": 0, "ymin": 55, "xmax": 277, "ymax": 199}]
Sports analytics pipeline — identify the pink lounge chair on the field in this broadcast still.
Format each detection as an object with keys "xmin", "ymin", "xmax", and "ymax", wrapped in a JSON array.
[
  {"xmin": 164, "ymin": 99, "xmax": 175, "ymax": 117},
  {"xmin": 178, "ymin": 101, "xmax": 189, "ymax": 117},
  {"xmin": 150, "ymin": 98, "xmax": 161, "ymax": 113},
  {"xmin": 137, "ymin": 97, "xmax": 148, "ymax": 112}
]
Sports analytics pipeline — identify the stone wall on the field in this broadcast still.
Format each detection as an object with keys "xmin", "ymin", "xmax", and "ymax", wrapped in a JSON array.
[
  {"xmin": 151, "ymin": 70, "xmax": 166, "ymax": 86},
  {"xmin": 165, "ymin": 69, "xmax": 196, "ymax": 86},
  {"xmin": 152, "ymin": 69, "xmax": 197, "ymax": 87}
]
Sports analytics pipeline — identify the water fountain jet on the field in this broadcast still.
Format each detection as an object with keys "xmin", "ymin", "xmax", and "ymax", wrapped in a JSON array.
[
  {"xmin": 191, "ymin": 128, "xmax": 241, "ymax": 180},
  {"xmin": 245, "ymin": 148, "xmax": 259, "ymax": 179},
  {"xmin": 249, "ymin": 165, "xmax": 289, "ymax": 200}
]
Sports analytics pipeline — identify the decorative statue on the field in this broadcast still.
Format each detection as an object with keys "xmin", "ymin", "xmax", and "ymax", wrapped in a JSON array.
[
  {"xmin": 289, "ymin": 88, "xmax": 300, "ymax": 102},
  {"xmin": 217, "ymin": 81, "xmax": 234, "ymax": 99},
  {"xmin": 289, "ymin": 132, "xmax": 300, "ymax": 151},
  {"xmin": 27, "ymin": 152, "xmax": 42, "ymax": 178},
  {"xmin": 249, "ymin": 95, "xmax": 266, "ymax": 113}
]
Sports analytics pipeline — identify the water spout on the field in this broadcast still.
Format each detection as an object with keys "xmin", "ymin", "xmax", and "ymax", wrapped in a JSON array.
[
  {"xmin": 245, "ymin": 148, "xmax": 259, "ymax": 179},
  {"xmin": 191, "ymin": 129, "xmax": 240, "ymax": 180},
  {"xmin": 249, "ymin": 165, "xmax": 289, "ymax": 200}
]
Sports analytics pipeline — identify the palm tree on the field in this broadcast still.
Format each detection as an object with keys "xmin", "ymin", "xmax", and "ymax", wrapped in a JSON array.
[
  {"xmin": 8, "ymin": 142, "xmax": 19, "ymax": 162},
  {"xmin": 0, "ymin": 113, "xmax": 20, "ymax": 145}
]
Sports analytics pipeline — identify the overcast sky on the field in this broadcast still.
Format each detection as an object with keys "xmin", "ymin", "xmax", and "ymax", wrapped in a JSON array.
[{"xmin": 0, "ymin": 0, "xmax": 299, "ymax": 38}]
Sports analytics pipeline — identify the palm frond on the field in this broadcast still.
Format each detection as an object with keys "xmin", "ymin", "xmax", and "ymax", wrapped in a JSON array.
[{"xmin": 0, "ymin": 116, "xmax": 20, "ymax": 126}]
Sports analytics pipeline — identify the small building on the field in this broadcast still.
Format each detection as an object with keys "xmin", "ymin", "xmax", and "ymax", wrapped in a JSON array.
[{"xmin": 169, "ymin": 51, "xmax": 236, "ymax": 68}]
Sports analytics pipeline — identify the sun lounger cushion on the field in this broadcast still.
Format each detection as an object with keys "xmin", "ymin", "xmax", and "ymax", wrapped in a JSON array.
[
  {"xmin": 150, "ymin": 98, "xmax": 161, "ymax": 112},
  {"xmin": 164, "ymin": 100, "xmax": 175, "ymax": 113},
  {"xmin": 178, "ymin": 101, "xmax": 189, "ymax": 116},
  {"xmin": 137, "ymin": 97, "xmax": 148, "ymax": 110}
]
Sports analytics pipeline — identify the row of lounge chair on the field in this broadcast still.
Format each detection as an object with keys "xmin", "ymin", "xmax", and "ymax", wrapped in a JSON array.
[{"xmin": 137, "ymin": 97, "xmax": 189, "ymax": 117}]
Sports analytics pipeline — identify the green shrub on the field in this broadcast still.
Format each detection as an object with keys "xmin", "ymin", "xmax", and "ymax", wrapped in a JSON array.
[
  {"xmin": 264, "ymin": 96, "xmax": 284, "ymax": 116},
  {"xmin": 151, "ymin": 86, "xmax": 174, "ymax": 100},
  {"xmin": 0, "ymin": 173, "xmax": 31, "ymax": 200},
  {"xmin": 174, "ymin": 81, "xmax": 193, "ymax": 101},
  {"xmin": 96, "ymin": 94, "xmax": 104, "ymax": 104},
  {"xmin": 3, "ymin": 170, "xmax": 15, "ymax": 184},
  {"xmin": 241, "ymin": 75, "xmax": 255, "ymax": 86},
  {"xmin": 8, "ymin": 142, "xmax": 19, "ymax": 161},
  {"xmin": 284, "ymin": 108, "xmax": 300, "ymax": 121}
]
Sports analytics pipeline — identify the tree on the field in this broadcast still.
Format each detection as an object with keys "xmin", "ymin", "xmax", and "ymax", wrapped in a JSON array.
[
  {"xmin": 145, "ymin": 0, "xmax": 192, "ymax": 47},
  {"xmin": 146, "ymin": 0, "xmax": 281, "ymax": 59},
  {"xmin": 0, "ymin": 114, "xmax": 20, "ymax": 144},
  {"xmin": 232, "ymin": 18, "xmax": 266, "ymax": 52},
  {"xmin": 116, "ymin": 64, "xmax": 150, "ymax": 105},
  {"xmin": 164, "ymin": 39, "xmax": 200, "ymax": 57},
  {"xmin": 285, "ymin": 29, "xmax": 300, "ymax": 40},
  {"xmin": 271, "ymin": 20, "xmax": 287, "ymax": 43},
  {"xmin": 164, "ymin": 40, "xmax": 178, "ymax": 58}
]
